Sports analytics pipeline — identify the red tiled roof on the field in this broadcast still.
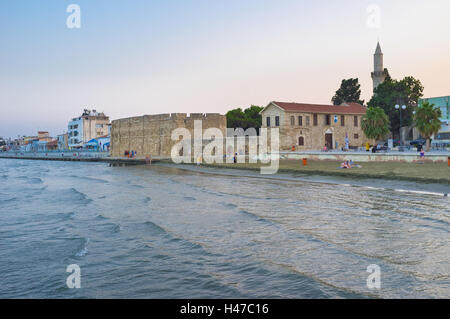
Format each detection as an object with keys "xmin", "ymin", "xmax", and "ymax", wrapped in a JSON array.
[{"xmin": 271, "ymin": 101, "xmax": 367, "ymax": 114}]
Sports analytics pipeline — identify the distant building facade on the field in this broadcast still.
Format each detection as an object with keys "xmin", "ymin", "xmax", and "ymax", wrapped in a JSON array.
[
  {"xmin": 111, "ymin": 113, "xmax": 226, "ymax": 157},
  {"xmin": 0, "ymin": 137, "xmax": 6, "ymax": 151},
  {"xmin": 84, "ymin": 135, "xmax": 110, "ymax": 151},
  {"xmin": 260, "ymin": 101, "xmax": 371, "ymax": 151},
  {"xmin": 38, "ymin": 131, "xmax": 52, "ymax": 142},
  {"xmin": 68, "ymin": 109, "xmax": 110, "ymax": 149},
  {"xmin": 371, "ymin": 42, "xmax": 389, "ymax": 92},
  {"xmin": 57, "ymin": 133, "xmax": 69, "ymax": 150},
  {"xmin": 419, "ymin": 96, "xmax": 450, "ymax": 145}
]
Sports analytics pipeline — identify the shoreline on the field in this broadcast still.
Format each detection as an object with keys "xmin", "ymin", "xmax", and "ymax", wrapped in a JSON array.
[
  {"xmin": 1, "ymin": 154, "xmax": 448, "ymax": 186},
  {"xmin": 158, "ymin": 162, "xmax": 449, "ymax": 196},
  {"xmin": 171, "ymin": 161, "xmax": 450, "ymax": 186}
]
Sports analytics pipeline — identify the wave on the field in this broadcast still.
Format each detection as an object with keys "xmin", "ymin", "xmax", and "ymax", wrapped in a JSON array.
[
  {"xmin": 56, "ymin": 188, "xmax": 92, "ymax": 205},
  {"xmin": 0, "ymin": 197, "xmax": 18, "ymax": 204},
  {"xmin": 136, "ymin": 221, "xmax": 217, "ymax": 257},
  {"xmin": 17, "ymin": 176, "xmax": 43, "ymax": 184},
  {"xmin": 95, "ymin": 221, "xmax": 122, "ymax": 234},
  {"xmin": 142, "ymin": 221, "xmax": 170, "ymax": 236},
  {"xmin": 75, "ymin": 238, "xmax": 90, "ymax": 257},
  {"xmin": 222, "ymin": 202, "xmax": 237, "ymax": 209},
  {"xmin": 143, "ymin": 196, "xmax": 152, "ymax": 204},
  {"xmin": 70, "ymin": 175, "xmax": 109, "ymax": 184},
  {"xmin": 114, "ymin": 224, "xmax": 123, "ymax": 233},
  {"xmin": 239, "ymin": 210, "xmax": 274, "ymax": 225},
  {"xmin": 55, "ymin": 211, "xmax": 76, "ymax": 220},
  {"xmin": 130, "ymin": 184, "xmax": 145, "ymax": 189}
]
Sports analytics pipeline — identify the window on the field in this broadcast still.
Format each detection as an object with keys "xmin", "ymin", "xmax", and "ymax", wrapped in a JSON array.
[
  {"xmin": 290, "ymin": 116, "xmax": 295, "ymax": 126},
  {"xmin": 354, "ymin": 116, "xmax": 358, "ymax": 127},
  {"xmin": 313, "ymin": 114, "xmax": 318, "ymax": 126},
  {"xmin": 266, "ymin": 117, "xmax": 271, "ymax": 127},
  {"xmin": 275, "ymin": 116, "xmax": 280, "ymax": 127},
  {"xmin": 341, "ymin": 115, "xmax": 345, "ymax": 126},
  {"xmin": 298, "ymin": 116, "xmax": 303, "ymax": 126},
  {"xmin": 325, "ymin": 114, "xmax": 331, "ymax": 126},
  {"xmin": 354, "ymin": 134, "xmax": 359, "ymax": 139},
  {"xmin": 306, "ymin": 116, "xmax": 310, "ymax": 126},
  {"xmin": 298, "ymin": 136, "xmax": 304, "ymax": 146},
  {"xmin": 436, "ymin": 132, "xmax": 450, "ymax": 140}
]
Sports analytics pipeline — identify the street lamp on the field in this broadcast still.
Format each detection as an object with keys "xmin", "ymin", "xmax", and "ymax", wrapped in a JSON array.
[{"xmin": 395, "ymin": 104, "xmax": 407, "ymax": 144}]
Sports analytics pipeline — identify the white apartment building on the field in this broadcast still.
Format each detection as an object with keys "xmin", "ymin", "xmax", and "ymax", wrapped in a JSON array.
[{"xmin": 68, "ymin": 109, "xmax": 110, "ymax": 149}]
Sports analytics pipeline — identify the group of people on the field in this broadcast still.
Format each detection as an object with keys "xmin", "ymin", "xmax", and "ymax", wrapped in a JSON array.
[
  {"xmin": 340, "ymin": 160, "xmax": 357, "ymax": 169},
  {"xmin": 124, "ymin": 150, "xmax": 137, "ymax": 158}
]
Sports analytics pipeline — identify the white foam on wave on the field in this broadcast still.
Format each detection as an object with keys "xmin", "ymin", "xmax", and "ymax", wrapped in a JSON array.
[
  {"xmin": 75, "ymin": 238, "xmax": 90, "ymax": 257},
  {"xmin": 363, "ymin": 185, "xmax": 448, "ymax": 197},
  {"xmin": 394, "ymin": 189, "xmax": 448, "ymax": 197}
]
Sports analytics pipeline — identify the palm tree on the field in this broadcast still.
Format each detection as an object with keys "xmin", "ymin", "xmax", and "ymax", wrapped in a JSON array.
[
  {"xmin": 414, "ymin": 101, "xmax": 442, "ymax": 151},
  {"xmin": 361, "ymin": 107, "xmax": 390, "ymax": 141}
]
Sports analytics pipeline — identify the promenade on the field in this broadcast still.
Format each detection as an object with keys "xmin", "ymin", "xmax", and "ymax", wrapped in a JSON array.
[
  {"xmin": 0, "ymin": 151, "xmax": 166, "ymax": 166},
  {"xmin": 280, "ymin": 149, "xmax": 450, "ymax": 163}
]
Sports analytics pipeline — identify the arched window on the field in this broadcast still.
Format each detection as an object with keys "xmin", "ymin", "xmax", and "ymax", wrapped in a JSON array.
[{"xmin": 298, "ymin": 136, "xmax": 304, "ymax": 146}]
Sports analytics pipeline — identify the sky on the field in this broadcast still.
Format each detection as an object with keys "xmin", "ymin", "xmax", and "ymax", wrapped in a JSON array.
[{"xmin": 1, "ymin": 0, "xmax": 449, "ymax": 138}]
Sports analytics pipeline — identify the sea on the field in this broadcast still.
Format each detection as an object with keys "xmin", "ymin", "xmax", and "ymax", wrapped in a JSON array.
[{"xmin": 0, "ymin": 158, "xmax": 449, "ymax": 298}]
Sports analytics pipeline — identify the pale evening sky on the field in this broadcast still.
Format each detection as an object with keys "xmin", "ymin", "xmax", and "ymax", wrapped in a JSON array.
[{"xmin": 1, "ymin": 0, "xmax": 449, "ymax": 138}]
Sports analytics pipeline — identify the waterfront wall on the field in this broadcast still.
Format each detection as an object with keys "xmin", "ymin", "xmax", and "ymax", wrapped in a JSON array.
[
  {"xmin": 110, "ymin": 113, "xmax": 227, "ymax": 158},
  {"xmin": 281, "ymin": 151, "xmax": 449, "ymax": 163},
  {"xmin": 0, "ymin": 151, "xmax": 109, "ymax": 160}
]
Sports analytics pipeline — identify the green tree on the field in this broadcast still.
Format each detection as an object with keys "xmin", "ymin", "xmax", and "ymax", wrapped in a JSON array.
[
  {"xmin": 368, "ymin": 76, "xmax": 424, "ymax": 138},
  {"xmin": 226, "ymin": 108, "xmax": 246, "ymax": 129},
  {"xmin": 226, "ymin": 105, "xmax": 263, "ymax": 130},
  {"xmin": 332, "ymin": 78, "xmax": 365, "ymax": 106},
  {"xmin": 243, "ymin": 105, "xmax": 263, "ymax": 129},
  {"xmin": 361, "ymin": 107, "xmax": 390, "ymax": 141},
  {"xmin": 414, "ymin": 101, "xmax": 442, "ymax": 151}
]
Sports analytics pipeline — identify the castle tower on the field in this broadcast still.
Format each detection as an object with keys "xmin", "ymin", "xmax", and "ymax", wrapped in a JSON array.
[{"xmin": 371, "ymin": 42, "xmax": 388, "ymax": 92}]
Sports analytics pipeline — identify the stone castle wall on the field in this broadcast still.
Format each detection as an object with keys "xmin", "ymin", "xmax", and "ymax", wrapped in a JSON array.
[{"xmin": 110, "ymin": 113, "xmax": 226, "ymax": 157}]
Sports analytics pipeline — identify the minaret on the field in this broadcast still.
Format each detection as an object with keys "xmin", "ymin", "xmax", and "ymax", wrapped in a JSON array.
[{"xmin": 371, "ymin": 42, "xmax": 388, "ymax": 92}]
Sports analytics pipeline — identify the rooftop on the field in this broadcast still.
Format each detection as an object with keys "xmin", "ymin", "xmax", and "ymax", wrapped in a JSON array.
[
  {"xmin": 375, "ymin": 42, "xmax": 383, "ymax": 55},
  {"xmin": 266, "ymin": 101, "xmax": 367, "ymax": 115}
]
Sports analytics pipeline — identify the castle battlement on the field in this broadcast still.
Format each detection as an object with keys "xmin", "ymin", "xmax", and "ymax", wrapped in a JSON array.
[{"xmin": 110, "ymin": 112, "xmax": 227, "ymax": 157}]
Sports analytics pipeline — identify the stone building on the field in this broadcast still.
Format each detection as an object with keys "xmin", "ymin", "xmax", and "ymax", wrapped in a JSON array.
[
  {"xmin": 110, "ymin": 113, "xmax": 226, "ymax": 158},
  {"xmin": 260, "ymin": 101, "xmax": 371, "ymax": 151}
]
